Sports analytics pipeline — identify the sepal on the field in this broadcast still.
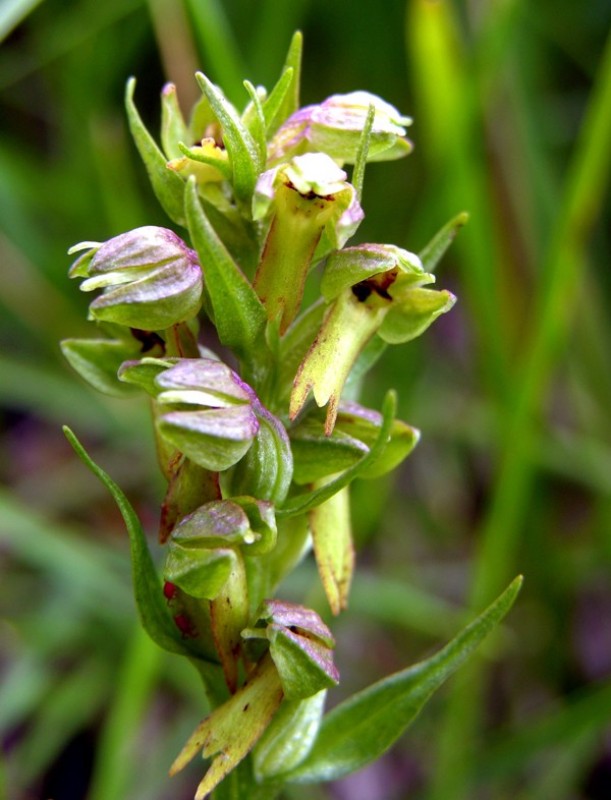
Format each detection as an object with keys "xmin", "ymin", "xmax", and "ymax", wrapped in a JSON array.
[
  {"xmin": 165, "ymin": 497, "xmax": 276, "ymax": 560},
  {"xmin": 321, "ymin": 243, "xmax": 432, "ymax": 302},
  {"xmin": 378, "ymin": 285, "xmax": 456, "ymax": 344},
  {"xmin": 290, "ymin": 401, "xmax": 419, "ymax": 484},
  {"xmin": 69, "ymin": 226, "xmax": 203, "ymax": 330},
  {"xmin": 243, "ymin": 600, "xmax": 339, "ymax": 700}
]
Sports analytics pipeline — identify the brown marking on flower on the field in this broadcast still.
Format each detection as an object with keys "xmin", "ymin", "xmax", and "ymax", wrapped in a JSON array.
[
  {"xmin": 352, "ymin": 267, "xmax": 399, "ymax": 303},
  {"xmin": 130, "ymin": 328, "xmax": 165, "ymax": 352}
]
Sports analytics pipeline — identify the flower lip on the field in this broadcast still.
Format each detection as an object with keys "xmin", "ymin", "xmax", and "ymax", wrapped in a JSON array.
[{"xmin": 282, "ymin": 153, "xmax": 348, "ymax": 197}]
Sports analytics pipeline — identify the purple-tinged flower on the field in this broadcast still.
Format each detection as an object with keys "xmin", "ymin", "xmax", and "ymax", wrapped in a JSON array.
[
  {"xmin": 268, "ymin": 91, "xmax": 413, "ymax": 165},
  {"xmin": 152, "ymin": 359, "xmax": 259, "ymax": 472},
  {"xmin": 69, "ymin": 226, "xmax": 203, "ymax": 330}
]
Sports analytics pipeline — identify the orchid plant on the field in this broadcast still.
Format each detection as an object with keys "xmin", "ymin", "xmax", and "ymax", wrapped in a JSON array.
[{"xmin": 62, "ymin": 33, "xmax": 521, "ymax": 800}]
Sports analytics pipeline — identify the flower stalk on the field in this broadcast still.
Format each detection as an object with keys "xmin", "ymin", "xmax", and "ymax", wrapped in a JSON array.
[{"xmin": 61, "ymin": 32, "xmax": 521, "ymax": 800}]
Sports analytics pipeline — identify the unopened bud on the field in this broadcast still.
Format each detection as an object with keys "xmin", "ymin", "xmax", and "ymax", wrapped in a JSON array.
[{"xmin": 69, "ymin": 226, "xmax": 203, "ymax": 330}]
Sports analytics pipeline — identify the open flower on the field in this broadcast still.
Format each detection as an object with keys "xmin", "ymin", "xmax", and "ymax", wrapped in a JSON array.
[
  {"xmin": 268, "ymin": 91, "xmax": 413, "ymax": 165},
  {"xmin": 252, "ymin": 153, "xmax": 363, "ymax": 333},
  {"xmin": 290, "ymin": 244, "xmax": 456, "ymax": 433},
  {"xmin": 69, "ymin": 226, "xmax": 203, "ymax": 330}
]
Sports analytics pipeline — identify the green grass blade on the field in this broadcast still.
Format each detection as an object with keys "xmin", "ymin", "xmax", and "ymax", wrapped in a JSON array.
[
  {"xmin": 88, "ymin": 625, "xmax": 163, "ymax": 800},
  {"xmin": 475, "ymin": 680, "xmax": 611, "ymax": 785},
  {"xmin": 430, "ymin": 29, "xmax": 611, "ymax": 800},
  {"xmin": 182, "ymin": 0, "xmax": 247, "ymax": 105},
  {"xmin": 406, "ymin": 0, "xmax": 511, "ymax": 398}
]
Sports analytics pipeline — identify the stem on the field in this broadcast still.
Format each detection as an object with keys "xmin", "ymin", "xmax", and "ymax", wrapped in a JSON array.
[{"xmin": 165, "ymin": 321, "xmax": 200, "ymax": 357}]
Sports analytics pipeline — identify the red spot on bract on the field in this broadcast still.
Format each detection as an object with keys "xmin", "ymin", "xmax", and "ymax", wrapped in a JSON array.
[
  {"xmin": 173, "ymin": 613, "xmax": 198, "ymax": 639},
  {"xmin": 163, "ymin": 581, "xmax": 178, "ymax": 602}
]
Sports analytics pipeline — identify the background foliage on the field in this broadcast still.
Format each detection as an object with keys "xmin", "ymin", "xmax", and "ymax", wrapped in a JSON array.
[{"xmin": 1, "ymin": 1, "xmax": 610, "ymax": 798}]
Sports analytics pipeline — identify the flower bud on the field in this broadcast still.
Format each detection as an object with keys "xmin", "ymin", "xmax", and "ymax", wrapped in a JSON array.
[
  {"xmin": 69, "ymin": 226, "xmax": 203, "ymax": 330},
  {"xmin": 122, "ymin": 358, "xmax": 260, "ymax": 471},
  {"xmin": 268, "ymin": 91, "xmax": 412, "ymax": 164},
  {"xmin": 243, "ymin": 600, "xmax": 339, "ymax": 700}
]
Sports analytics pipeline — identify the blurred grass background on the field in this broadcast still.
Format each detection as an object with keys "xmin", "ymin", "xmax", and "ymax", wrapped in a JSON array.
[{"xmin": 1, "ymin": 1, "xmax": 610, "ymax": 798}]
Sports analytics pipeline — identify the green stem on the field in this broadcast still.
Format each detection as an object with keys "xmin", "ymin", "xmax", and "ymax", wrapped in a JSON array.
[{"xmin": 165, "ymin": 321, "xmax": 200, "ymax": 358}]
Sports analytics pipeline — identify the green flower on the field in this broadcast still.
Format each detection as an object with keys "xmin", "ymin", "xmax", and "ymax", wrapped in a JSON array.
[
  {"xmin": 252, "ymin": 153, "xmax": 363, "ymax": 332},
  {"xmin": 290, "ymin": 244, "xmax": 455, "ymax": 433}
]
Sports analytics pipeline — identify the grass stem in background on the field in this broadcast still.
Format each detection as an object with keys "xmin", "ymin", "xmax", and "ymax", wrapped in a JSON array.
[{"xmin": 430, "ymin": 30, "xmax": 611, "ymax": 800}]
